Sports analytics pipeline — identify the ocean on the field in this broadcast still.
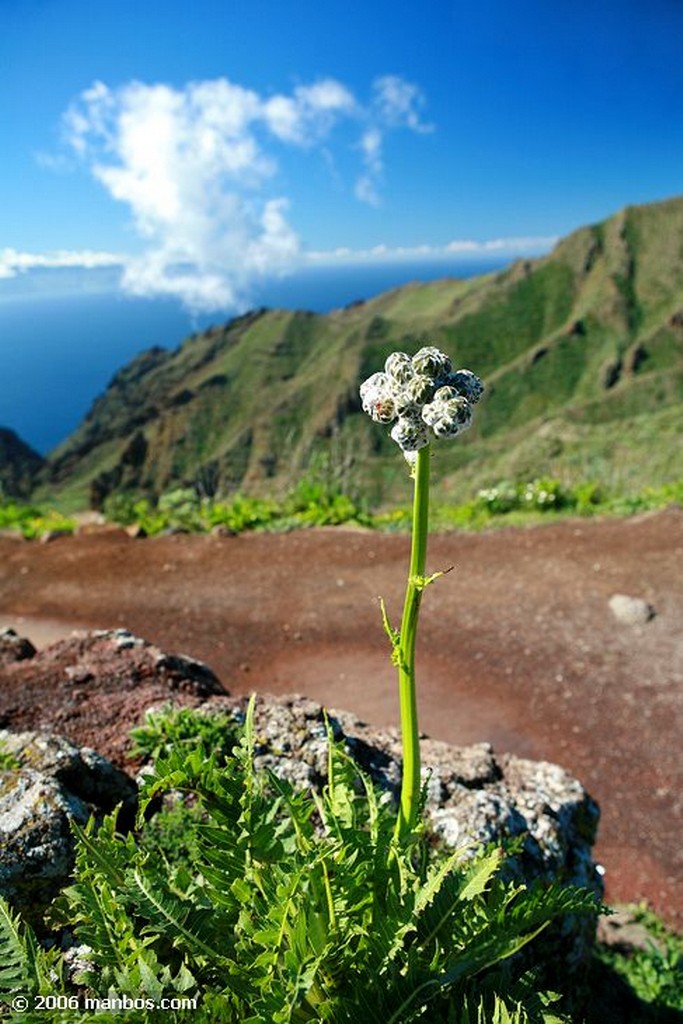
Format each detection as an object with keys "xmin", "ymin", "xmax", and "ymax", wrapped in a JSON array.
[{"xmin": 0, "ymin": 258, "xmax": 505, "ymax": 455}]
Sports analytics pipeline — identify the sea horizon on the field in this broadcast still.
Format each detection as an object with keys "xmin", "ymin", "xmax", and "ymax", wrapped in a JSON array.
[{"xmin": 1, "ymin": 257, "xmax": 508, "ymax": 456}]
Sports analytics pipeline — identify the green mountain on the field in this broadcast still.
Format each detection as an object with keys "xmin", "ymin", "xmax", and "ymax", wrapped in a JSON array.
[
  {"xmin": 0, "ymin": 429, "xmax": 45, "ymax": 500},
  {"xmin": 39, "ymin": 195, "xmax": 683, "ymax": 510}
]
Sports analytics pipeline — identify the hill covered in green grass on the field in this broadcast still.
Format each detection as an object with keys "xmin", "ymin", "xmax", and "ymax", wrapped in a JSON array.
[{"xmin": 32, "ymin": 195, "xmax": 683, "ymax": 509}]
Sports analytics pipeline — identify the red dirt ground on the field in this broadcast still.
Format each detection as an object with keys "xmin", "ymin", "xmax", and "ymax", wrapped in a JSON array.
[{"xmin": 1, "ymin": 509, "xmax": 681, "ymax": 927}]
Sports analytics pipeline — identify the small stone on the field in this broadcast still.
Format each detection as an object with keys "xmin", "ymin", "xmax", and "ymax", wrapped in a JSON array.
[
  {"xmin": 597, "ymin": 908, "xmax": 665, "ymax": 954},
  {"xmin": 39, "ymin": 530, "xmax": 67, "ymax": 544},
  {"xmin": 211, "ymin": 524, "xmax": 237, "ymax": 537},
  {"xmin": 125, "ymin": 523, "xmax": 147, "ymax": 539},
  {"xmin": 608, "ymin": 594, "xmax": 656, "ymax": 625}
]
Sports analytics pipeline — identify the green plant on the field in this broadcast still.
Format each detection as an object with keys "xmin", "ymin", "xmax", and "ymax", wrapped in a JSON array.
[
  {"xmin": 590, "ymin": 906, "xmax": 683, "ymax": 1019},
  {"xmin": 99, "ymin": 473, "xmax": 683, "ymax": 540},
  {"xmin": 156, "ymin": 488, "xmax": 205, "ymax": 531},
  {"xmin": 360, "ymin": 347, "xmax": 484, "ymax": 838},
  {"xmin": 129, "ymin": 704, "xmax": 239, "ymax": 763},
  {"xmin": 0, "ymin": 701, "xmax": 600, "ymax": 1023},
  {"xmin": 0, "ymin": 740, "xmax": 20, "ymax": 771},
  {"xmin": 0, "ymin": 501, "xmax": 76, "ymax": 539}
]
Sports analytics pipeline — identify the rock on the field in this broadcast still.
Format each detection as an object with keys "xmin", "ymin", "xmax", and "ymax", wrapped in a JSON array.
[
  {"xmin": 0, "ymin": 730, "xmax": 137, "ymax": 927},
  {"xmin": 609, "ymin": 593, "xmax": 656, "ymax": 625},
  {"xmin": 0, "ymin": 629, "xmax": 228, "ymax": 766},
  {"xmin": 0, "ymin": 628, "xmax": 36, "ymax": 666},
  {"xmin": 39, "ymin": 529, "xmax": 71, "ymax": 544},
  {"xmin": 228, "ymin": 694, "xmax": 601, "ymax": 888},
  {"xmin": 125, "ymin": 523, "xmax": 147, "ymax": 539},
  {"xmin": 211, "ymin": 524, "xmax": 237, "ymax": 537},
  {"xmin": 597, "ymin": 906, "xmax": 665, "ymax": 954}
]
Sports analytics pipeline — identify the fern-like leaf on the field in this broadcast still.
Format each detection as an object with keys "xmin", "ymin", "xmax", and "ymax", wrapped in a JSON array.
[
  {"xmin": 125, "ymin": 868, "xmax": 232, "ymax": 964},
  {"xmin": 0, "ymin": 897, "xmax": 32, "ymax": 996}
]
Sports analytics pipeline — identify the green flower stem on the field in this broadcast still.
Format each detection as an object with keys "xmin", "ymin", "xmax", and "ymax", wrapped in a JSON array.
[{"xmin": 395, "ymin": 444, "xmax": 431, "ymax": 840}]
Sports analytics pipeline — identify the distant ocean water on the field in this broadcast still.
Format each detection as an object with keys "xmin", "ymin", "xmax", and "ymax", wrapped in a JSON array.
[{"xmin": 0, "ymin": 258, "xmax": 505, "ymax": 455}]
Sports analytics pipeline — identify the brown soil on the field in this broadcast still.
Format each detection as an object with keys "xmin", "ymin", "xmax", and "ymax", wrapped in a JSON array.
[{"xmin": 1, "ymin": 509, "xmax": 681, "ymax": 927}]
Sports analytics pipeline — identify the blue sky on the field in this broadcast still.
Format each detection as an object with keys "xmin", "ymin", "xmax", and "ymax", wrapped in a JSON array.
[{"xmin": 1, "ymin": 0, "xmax": 682, "ymax": 311}]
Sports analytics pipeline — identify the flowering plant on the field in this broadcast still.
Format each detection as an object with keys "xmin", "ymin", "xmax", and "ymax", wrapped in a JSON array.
[{"xmin": 360, "ymin": 346, "xmax": 484, "ymax": 838}]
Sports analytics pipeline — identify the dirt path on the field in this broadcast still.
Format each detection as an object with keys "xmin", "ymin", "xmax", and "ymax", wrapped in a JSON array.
[{"xmin": 1, "ymin": 509, "xmax": 681, "ymax": 926}]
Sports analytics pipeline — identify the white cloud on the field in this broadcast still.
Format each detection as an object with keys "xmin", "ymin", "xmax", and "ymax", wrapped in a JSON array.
[
  {"xmin": 371, "ymin": 75, "xmax": 433, "ymax": 133},
  {"xmin": 354, "ymin": 128, "xmax": 383, "ymax": 205},
  {"xmin": 353, "ymin": 76, "xmax": 432, "ymax": 206},
  {"xmin": 59, "ymin": 74, "xmax": 432, "ymax": 310},
  {"xmin": 263, "ymin": 79, "xmax": 356, "ymax": 144},
  {"xmin": 306, "ymin": 236, "xmax": 557, "ymax": 264},
  {"xmin": 0, "ymin": 247, "xmax": 124, "ymax": 278},
  {"xmin": 0, "ymin": 235, "xmax": 556, "ymax": 297}
]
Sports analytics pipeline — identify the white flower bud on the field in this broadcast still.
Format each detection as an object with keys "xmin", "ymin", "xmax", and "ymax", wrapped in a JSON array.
[
  {"xmin": 384, "ymin": 351, "xmax": 415, "ymax": 386},
  {"xmin": 422, "ymin": 391, "xmax": 472, "ymax": 438},
  {"xmin": 359, "ymin": 372, "xmax": 397, "ymax": 423},
  {"xmin": 390, "ymin": 411, "xmax": 429, "ymax": 452},
  {"xmin": 412, "ymin": 346, "xmax": 452, "ymax": 382},
  {"xmin": 391, "ymin": 373, "xmax": 435, "ymax": 413},
  {"xmin": 444, "ymin": 368, "xmax": 484, "ymax": 404}
]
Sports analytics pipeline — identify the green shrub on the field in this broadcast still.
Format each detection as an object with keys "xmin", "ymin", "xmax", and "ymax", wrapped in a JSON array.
[
  {"xmin": 156, "ymin": 489, "xmax": 206, "ymax": 531},
  {"xmin": 208, "ymin": 494, "xmax": 281, "ymax": 532},
  {"xmin": 99, "ymin": 476, "xmax": 683, "ymax": 539},
  {"xmin": 0, "ymin": 501, "xmax": 75, "ymax": 539}
]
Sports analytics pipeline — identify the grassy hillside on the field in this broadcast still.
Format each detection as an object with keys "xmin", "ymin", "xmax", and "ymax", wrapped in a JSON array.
[{"xmin": 37, "ymin": 195, "xmax": 683, "ymax": 510}]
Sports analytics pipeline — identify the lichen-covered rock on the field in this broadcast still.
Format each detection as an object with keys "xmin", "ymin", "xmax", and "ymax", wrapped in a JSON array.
[
  {"xmin": 0, "ymin": 730, "xmax": 137, "ymax": 927},
  {"xmin": 223, "ymin": 695, "xmax": 601, "ymax": 891}
]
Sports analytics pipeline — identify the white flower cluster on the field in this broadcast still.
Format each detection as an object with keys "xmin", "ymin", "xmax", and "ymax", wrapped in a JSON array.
[{"xmin": 360, "ymin": 346, "xmax": 484, "ymax": 460}]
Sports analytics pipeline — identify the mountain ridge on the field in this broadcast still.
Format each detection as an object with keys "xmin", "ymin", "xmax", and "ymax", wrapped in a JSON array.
[{"xmin": 6, "ymin": 194, "xmax": 683, "ymax": 509}]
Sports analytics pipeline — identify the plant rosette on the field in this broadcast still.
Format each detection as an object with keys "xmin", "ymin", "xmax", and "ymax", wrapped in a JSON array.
[{"xmin": 360, "ymin": 346, "xmax": 484, "ymax": 839}]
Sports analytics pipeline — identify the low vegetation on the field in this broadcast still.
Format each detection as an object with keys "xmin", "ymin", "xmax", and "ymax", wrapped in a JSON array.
[
  {"xmin": 0, "ymin": 501, "xmax": 76, "ymax": 539},
  {"xmin": 1, "ymin": 706, "xmax": 680, "ymax": 1022},
  {"xmin": 1, "ymin": 477, "xmax": 681, "ymax": 540}
]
